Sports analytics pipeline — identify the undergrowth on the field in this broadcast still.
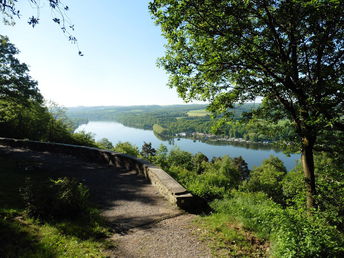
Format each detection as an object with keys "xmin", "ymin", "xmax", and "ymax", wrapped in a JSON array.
[{"xmin": 0, "ymin": 157, "xmax": 114, "ymax": 257}]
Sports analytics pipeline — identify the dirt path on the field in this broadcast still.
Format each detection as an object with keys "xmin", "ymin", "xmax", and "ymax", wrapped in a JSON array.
[
  {"xmin": 111, "ymin": 214, "xmax": 211, "ymax": 258},
  {"xmin": 0, "ymin": 145, "xmax": 212, "ymax": 257}
]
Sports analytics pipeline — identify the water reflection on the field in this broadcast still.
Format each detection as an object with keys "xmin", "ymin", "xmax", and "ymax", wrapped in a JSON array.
[{"xmin": 76, "ymin": 121, "xmax": 299, "ymax": 170}]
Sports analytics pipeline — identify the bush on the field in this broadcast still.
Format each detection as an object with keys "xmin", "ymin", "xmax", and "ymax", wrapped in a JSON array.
[
  {"xmin": 241, "ymin": 156, "xmax": 287, "ymax": 204},
  {"xmin": 282, "ymin": 153, "xmax": 344, "ymax": 231},
  {"xmin": 21, "ymin": 177, "xmax": 90, "ymax": 220},
  {"xmin": 96, "ymin": 138, "xmax": 113, "ymax": 150},
  {"xmin": 167, "ymin": 147, "xmax": 193, "ymax": 170},
  {"xmin": 113, "ymin": 141, "xmax": 140, "ymax": 157},
  {"xmin": 70, "ymin": 131, "xmax": 98, "ymax": 147}
]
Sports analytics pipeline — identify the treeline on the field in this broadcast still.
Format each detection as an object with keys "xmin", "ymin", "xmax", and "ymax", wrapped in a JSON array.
[
  {"xmin": 114, "ymin": 110, "xmax": 295, "ymax": 144},
  {"xmin": 67, "ymin": 103, "xmax": 297, "ymax": 143}
]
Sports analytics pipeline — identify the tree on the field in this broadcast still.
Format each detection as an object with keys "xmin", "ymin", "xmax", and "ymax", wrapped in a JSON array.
[
  {"xmin": 192, "ymin": 152, "xmax": 208, "ymax": 174},
  {"xmin": 150, "ymin": 0, "xmax": 344, "ymax": 210},
  {"xmin": 233, "ymin": 156, "xmax": 250, "ymax": 181},
  {"xmin": 242, "ymin": 155, "xmax": 287, "ymax": 204},
  {"xmin": 140, "ymin": 142, "xmax": 157, "ymax": 160},
  {"xmin": 113, "ymin": 142, "xmax": 140, "ymax": 157},
  {"xmin": 0, "ymin": 35, "xmax": 42, "ymax": 104},
  {"xmin": 168, "ymin": 147, "xmax": 193, "ymax": 170},
  {"xmin": 97, "ymin": 138, "xmax": 114, "ymax": 150}
]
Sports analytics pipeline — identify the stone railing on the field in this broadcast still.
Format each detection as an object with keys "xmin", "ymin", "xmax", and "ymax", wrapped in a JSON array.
[{"xmin": 0, "ymin": 137, "xmax": 207, "ymax": 213}]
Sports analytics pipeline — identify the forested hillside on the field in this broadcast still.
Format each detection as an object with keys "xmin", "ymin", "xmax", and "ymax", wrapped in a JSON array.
[{"xmin": 66, "ymin": 103, "xmax": 296, "ymax": 144}]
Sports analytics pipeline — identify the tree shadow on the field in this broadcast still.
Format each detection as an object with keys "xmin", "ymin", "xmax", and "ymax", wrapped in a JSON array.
[
  {"xmin": 0, "ymin": 146, "xmax": 186, "ymax": 240},
  {"xmin": 0, "ymin": 214, "xmax": 58, "ymax": 258}
]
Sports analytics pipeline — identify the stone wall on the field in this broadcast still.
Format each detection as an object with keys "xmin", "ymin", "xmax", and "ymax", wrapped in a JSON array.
[{"xmin": 0, "ymin": 137, "xmax": 207, "ymax": 213}]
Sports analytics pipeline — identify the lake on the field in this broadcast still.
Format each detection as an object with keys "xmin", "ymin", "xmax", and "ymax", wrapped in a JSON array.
[{"xmin": 75, "ymin": 121, "xmax": 300, "ymax": 170}]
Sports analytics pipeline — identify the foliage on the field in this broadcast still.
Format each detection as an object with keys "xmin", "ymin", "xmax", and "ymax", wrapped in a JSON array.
[
  {"xmin": 140, "ymin": 141, "xmax": 156, "ymax": 160},
  {"xmin": 0, "ymin": 157, "xmax": 112, "ymax": 257},
  {"xmin": 0, "ymin": 100, "xmax": 50, "ymax": 140},
  {"xmin": 97, "ymin": 138, "xmax": 114, "ymax": 150},
  {"xmin": 167, "ymin": 147, "xmax": 193, "ymax": 170},
  {"xmin": 212, "ymin": 191, "xmax": 344, "ymax": 257},
  {"xmin": 282, "ymin": 153, "xmax": 344, "ymax": 230},
  {"xmin": 314, "ymin": 153, "xmax": 344, "ymax": 231},
  {"xmin": 165, "ymin": 152, "xmax": 242, "ymax": 200},
  {"xmin": 187, "ymin": 109, "xmax": 210, "ymax": 117},
  {"xmin": 152, "ymin": 144, "xmax": 169, "ymax": 168},
  {"xmin": 233, "ymin": 156, "xmax": 250, "ymax": 181},
  {"xmin": 152, "ymin": 123, "xmax": 168, "ymax": 136},
  {"xmin": 113, "ymin": 141, "xmax": 140, "ymax": 157},
  {"xmin": 281, "ymin": 163, "xmax": 305, "ymax": 205},
  {"xmin": 70, "ymin": 131, "xmax": 98, "ymax": 147},
  {"xmin": 0, "ymin": 1, "xmax": 82, "ymax": 55},
  {"xmin": 191, "ymin": 152, "xmax": 208, "ymax": 174},
  {"xmin": 21, "ymin": 177, "xmax": 90, "ymax": 221},
  {"xmin": 241, "ymin": 156, "xmax": 287, "ymax": 204},
  {"xmin": 0, "ymin": 35, "xmax": 42, "ymax": 104}
]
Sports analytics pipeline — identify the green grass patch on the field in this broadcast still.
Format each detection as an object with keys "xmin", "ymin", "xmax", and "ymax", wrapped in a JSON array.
[
  {"xmin": 195, "ymin": 214, "xmax": 268, "ymax": 257},
  {"xmin": 152, "ymin": 124, "xmax": 168, "ymax": 135},
  {"xmin": 0, "ymin": 157, "xmax": 115, "ymax": 257},
  {"xmin": 187, "ymin": 109, "xmax": 210, "ymax": 117}
]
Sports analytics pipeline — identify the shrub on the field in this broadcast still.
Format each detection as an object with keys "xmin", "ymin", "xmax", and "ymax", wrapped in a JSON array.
[
  {"xmin": 167, "ymin": 147, "xmax": 193, "ymax": 170},
  {"xmin": 21, "ymin": 177, "xmax": 90, "ymax": 220},
  {"xmin": 71, "ymin": 131, "xmax": 98, "ymax": 147},
  {"xmin": 113, "ymin": 141, "xmax": 140, "ymax": 157},
  {"xmin": 241, "ymin": 155, "xmax": 287, "ymax": 204},
  {"xmin": 191, "ymin": 152, "xmax": 208, "ymax": 174},
  {"xmin": 152, "ymin": 144, "xmax": 169, "ymax": 169},
  {"xmin": 140, "ymin": 142, "xmax": 156, "ymax": 160},
  {"xmin": 282, "ymin": 153, "xmax": 344, "ymax": 231},
  {"xmin": 96, "ymin": 138, "xmax": 113, "ymax": 150}
]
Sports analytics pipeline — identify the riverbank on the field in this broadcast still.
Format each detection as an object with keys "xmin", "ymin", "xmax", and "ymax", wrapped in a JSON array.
[
  {"xmin": 75, "ymin": 121, "xmax": 299, "ymax": 170},
  {"xmin": 176, "ymin": 132, "xmax": 272, "ymax": 145}
]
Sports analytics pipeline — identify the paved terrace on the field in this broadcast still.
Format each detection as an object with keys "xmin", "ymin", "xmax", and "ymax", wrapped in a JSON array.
[{"xmin": 0, "ymin": 144, "xmax": 211, "ymax": 257}]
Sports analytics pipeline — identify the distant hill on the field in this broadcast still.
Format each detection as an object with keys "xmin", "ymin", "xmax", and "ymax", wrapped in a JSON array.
[{"xmin": 66, "ymin": 104, "xmax": 210, "ymax": 121}]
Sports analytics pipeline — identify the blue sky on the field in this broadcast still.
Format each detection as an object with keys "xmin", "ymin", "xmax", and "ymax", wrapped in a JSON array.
[{"xmin": 1, "ymin": 0, "xmax": 190, "ymax": 107}]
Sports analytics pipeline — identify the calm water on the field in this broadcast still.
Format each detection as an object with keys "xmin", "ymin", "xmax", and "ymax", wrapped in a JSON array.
[{"xmin": 76, "ymin": 121, "xmax": 300, "ymax": 170}]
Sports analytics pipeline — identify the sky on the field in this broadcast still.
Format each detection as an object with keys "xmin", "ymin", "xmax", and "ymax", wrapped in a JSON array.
[{"xmin": 1, "ymin": 0, "xmax": 192, "ymax": 107}]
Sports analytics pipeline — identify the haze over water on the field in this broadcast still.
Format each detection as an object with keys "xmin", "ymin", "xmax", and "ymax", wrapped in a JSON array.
[{"xmin": 76, "ymin": 121, "xmax": 300, "ymax": 171}]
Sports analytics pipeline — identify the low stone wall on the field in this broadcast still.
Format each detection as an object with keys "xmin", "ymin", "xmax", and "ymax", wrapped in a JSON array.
[{"xmin": 0, "ymin": 137, "xmax": 206, "ymax": 213}]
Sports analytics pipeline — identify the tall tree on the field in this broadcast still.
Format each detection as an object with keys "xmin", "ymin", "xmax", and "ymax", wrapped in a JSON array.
[{"xmin": 150, "ymin": 0, "xmax": 344, "ymax": 210}]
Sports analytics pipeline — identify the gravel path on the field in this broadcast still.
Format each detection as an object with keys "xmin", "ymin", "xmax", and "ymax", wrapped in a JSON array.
[
  {"xmin": 0, "ymin": 144, "xmax": 212, "ymax": 257},
  {"xmin": 111, "ymin": 214, "xmax": 211, "ymax": 258}
]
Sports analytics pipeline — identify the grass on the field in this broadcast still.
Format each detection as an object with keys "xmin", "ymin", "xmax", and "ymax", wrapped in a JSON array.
[
  {"xmin": 152, "ymin": 124, "xmax": 168, "ymax": 135},
  {"xmin": 187, "ymin": 109, "xmax": 210, "ymax": 117},
  {"xmin": 0, "ymin": 157, "xmax": 115, "ymax": 257},
  {"xmin": 194, "ymin": 214, "xmax": 269, "ymax": 257}
]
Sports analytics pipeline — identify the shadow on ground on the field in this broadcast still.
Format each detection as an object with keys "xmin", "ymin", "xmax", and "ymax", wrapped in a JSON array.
[{"xmin": 0, "ymin": 145, "xmax": 183, "ymax": 234}]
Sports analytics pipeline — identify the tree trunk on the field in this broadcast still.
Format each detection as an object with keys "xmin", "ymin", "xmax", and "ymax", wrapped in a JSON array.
[{"xmin": 301, "ymin": 136, "xmax": 316, "ymax": 211}]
